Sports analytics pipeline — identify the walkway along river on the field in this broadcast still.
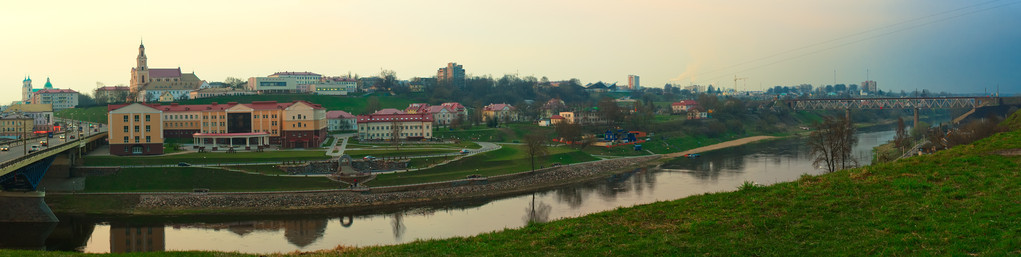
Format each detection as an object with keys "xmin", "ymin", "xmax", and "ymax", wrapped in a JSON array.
[{"xmin": 8, "ymin": 128, "xmax": 895, "ymax": 254}]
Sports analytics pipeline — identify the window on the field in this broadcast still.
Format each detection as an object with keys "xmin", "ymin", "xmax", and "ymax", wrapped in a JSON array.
[
  {"xmin": 145, "ymin": 125, "xmax": 150, "ymax": 132},
  {"xmin": 123, "ymin": 126, "xmax": 129, "ymax": 132},
  {"xmin": 123, "ymin": 115, "xmax": 129, "ymax": 122},
  {"xmin": 134, "ymin": 126, "xmax": 139, "ymax": 132},
  {"xmin": 145, "ymin": 136, "xmax": 150, "ymax": 142},
  {"xmin": 134, "ymin": 115, "xmax": 139, "ymax": 122},
  {"xmin": 123, "ymin": 136, "xmax": 129, "ymax": 143},
  {"xmin": 272, "ymin": 121, "xmax": 277, "ymax": 126},
  {"xmin": 134, "ymin": 136, "xmax": 140, "ymax": 143},
  {"xmin": 145, "ymin": 115, "xmax": 150, "ymax": 121}
]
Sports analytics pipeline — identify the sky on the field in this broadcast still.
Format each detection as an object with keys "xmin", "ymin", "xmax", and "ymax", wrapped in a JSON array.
[{"xmin": 1, "ymin": 0, "xmax": 1020, "ymax": 104}]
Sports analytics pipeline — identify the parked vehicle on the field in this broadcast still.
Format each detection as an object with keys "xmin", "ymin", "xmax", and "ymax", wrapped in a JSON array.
[
  {"xmin": 39, "ymin": 141, "xmax": 47, "ymax": 147},
  {"xmin": 177, "ymin": 162, "xmax": 191, "ymax": 167},
  {"xmin": 0, "ymin": 146, "xmax": 8, "ymax": 151}
]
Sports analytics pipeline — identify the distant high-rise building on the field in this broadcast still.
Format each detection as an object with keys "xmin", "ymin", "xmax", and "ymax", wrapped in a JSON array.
[
  {"xmin": 436, "ymin": 62, "xmax": 465, "ymax": 87},
  {"xmin": 861, "ymin": 80, "xmax": 877, "ymax": 92},
  {"xmin": 628, "ymin": 75, "xmax": 640, "ymax": 90}
]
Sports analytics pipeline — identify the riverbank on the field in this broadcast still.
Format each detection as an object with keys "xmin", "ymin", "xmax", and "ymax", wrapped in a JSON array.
[
  {"xmin": 333, "ymin": 122, "xmax": 1021, "ymax": 255},
  {"xmin": 47, "ymin": 135, "xmax": 785, "ymax": 216},
  {"xmin": 48, "ymin": 156, "xmax": 659, "ymax": 216}
]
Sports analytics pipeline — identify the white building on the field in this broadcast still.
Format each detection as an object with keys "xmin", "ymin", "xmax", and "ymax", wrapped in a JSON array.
[
  {"xmin": 248, "ymin": 77, "xmax": 298, "ymax": 94},
  {"xmin": 326, "ymin": 110, "xmax": 357, "ymax": 131},
  {"xmin": 32, "ymin": 89, "xmax": 79, "ymax": 110},
  {"xmin": 356, "ymin": 113, "xmax": 433, "ymax": 140},
  {"xmin": 268, "ymin": 71, "xmax": 322, "ymax": 85},
  {"xmin": 315, "ymin": 77, "xmax": 358, "ymax": 95},
  {"xmin": 190, "ymin": 87, "xmax": 257, "ymax": 99}
]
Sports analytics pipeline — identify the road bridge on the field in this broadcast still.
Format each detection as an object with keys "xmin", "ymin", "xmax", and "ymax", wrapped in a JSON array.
[
  {"xmin": 784, "ymin": 97, "xmax": 1000, "ymax": 126},
  {"xmin": 0, "ymin": 126, "xmax": 107, "ymax": 223}
]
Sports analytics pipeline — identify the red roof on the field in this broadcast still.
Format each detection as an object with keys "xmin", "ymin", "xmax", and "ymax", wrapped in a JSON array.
[
  {"xmin": 373, "ymin": 108, "xmax": 405, "ymax": 115},
  {"xmin": 271, "ymin": 71, "xmax": 321, "ymax": 76},
  {"xmin": 193, "ymin": 132, "xmax": 269, "ymax": 137},
  {"xmin": 484, "ymin": 103, "xmax": 514, "ymax": 111},
  {"xmin": 440, "ymin": 102, "xmax": 465, "ymax": 111},
  {"xmin": 326, "ymin": 110, "xmax": 356, "ymax": 119},
  {"xmin": 405, "ymin": 103, "xmax": 430, "ymax": 113},
  {"xmin": 672, "ymin": 100, "xmax": 698, "ymax": 106},
  {"xmin": 551, "ymin": 115, "xmax": 565, "ymax": 119},
  {"xmin": 34, "ymin": 89, "xmax": 78, "ymax": 94},
  {"xmin": 149, "ymin": 68, "xmax": 182, "ymax": 78},
  {"xmin": 97, "ymin": 86, "xmax": 130, "ymax": 91},
  {"xmin": 356, "ymin": 113, "xmax": 433, "ymax": 123},
  {"xmin": 107, "ymin": 100, "xmax": 323, "ymax": 112}
]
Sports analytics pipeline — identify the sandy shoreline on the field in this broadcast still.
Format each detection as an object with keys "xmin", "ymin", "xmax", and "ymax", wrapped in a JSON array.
[{"xmin": 661, "ymin": 136, "xmax": 778, "ymax": 158}]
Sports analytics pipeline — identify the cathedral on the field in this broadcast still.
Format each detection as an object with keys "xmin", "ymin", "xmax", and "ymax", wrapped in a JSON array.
[{"xmin": 130, "ymin": 42, "xmax": 203, "ymax": 102}]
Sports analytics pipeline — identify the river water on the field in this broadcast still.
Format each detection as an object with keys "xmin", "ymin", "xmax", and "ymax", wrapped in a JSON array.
[{"xmin": 7, "ymin": 128, "xmax": 895, "ymax": 254}]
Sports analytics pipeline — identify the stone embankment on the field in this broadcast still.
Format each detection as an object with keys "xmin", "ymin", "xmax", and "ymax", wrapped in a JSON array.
[{"xmin": 136, "ymin": 156, "xmax": 659, "ymax": 213}]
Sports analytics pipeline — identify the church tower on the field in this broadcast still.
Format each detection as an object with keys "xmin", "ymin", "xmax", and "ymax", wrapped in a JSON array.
[
  {"xmin": 130, "ymin": 41, "xmax": 149, "ymax": 96},
  {"xmin": 22, "ymin": 76, "xmax": 32, "ymax": 103}
]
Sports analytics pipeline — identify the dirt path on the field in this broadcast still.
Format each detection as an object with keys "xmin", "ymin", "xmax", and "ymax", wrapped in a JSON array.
[{"xmin": 661, "ymin": 136, "xmax": 778, "ymax": 158}]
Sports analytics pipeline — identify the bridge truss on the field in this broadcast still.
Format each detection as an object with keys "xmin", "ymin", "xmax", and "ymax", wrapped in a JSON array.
[{"xmin": 787, "ymin": 97, "xmax": 997, "ymax": 110}]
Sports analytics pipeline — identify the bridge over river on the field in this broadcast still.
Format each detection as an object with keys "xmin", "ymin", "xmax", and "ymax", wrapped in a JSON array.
[
  {"xmin": 0, "ymin": 122, "xmax": 107, "ymax": 223},
  {"xmin": 783, "ymin": 96, "xmax": 1002, "ymax": 126}
]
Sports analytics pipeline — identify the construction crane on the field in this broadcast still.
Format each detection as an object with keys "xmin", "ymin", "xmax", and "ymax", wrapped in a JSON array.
[{"xmin": 733, "ymin": 75, "xmax": 748, "ymax": 95}]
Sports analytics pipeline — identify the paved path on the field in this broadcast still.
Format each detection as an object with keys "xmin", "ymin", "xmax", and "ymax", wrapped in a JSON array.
[
  {"xmin": 661, "ymin": 136, "xmax": 778, "ymax": 158},
  {"xmin": 327, "ymin": 134, "xmax": 354, "ymax": 156}
]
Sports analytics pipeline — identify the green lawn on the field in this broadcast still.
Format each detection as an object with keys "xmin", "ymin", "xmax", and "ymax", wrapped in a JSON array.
[
  {"xmin": 83, "ymin": 150, "xmax": 329, "ymax": 166},
  {"xmin": 55, "ymin": 106, "xmax": 109, "ymax": 124},
  {"xmin": 344, "ymin": 149, "xmax": 459, "ymax": 158},
  {"xmin": 228, "ymin": 164, "xmax": 289, "ymax": 175},
  {"xmin": 434, "ymin": 124, "xmax": 546, "ymax": 143},
  {"xmin": 367, "ymin": 145, "xmax": 598, "ymax": 186},
  {"xmin": 83, "ymin": 167, "xmax": 340, "ymax": 192}
]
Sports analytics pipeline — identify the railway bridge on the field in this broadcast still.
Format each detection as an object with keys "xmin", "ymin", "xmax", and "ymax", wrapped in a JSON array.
[{"xmin": 783, "ymin": 97, "xmax": 1000, "ymax": 126}]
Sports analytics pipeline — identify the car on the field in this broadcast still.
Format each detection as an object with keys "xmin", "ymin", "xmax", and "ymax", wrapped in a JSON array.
[
  {"xmin": 363, "ymin": 156, "xmax": 376, "ymax": 160},
  {"xmin": 177, "ymin": 162, "xmax": 191, "ymax": 167},
  {"xmin": 459, "ymin": 149, "xmax": 470, "ymax": 154},
  {"xmin": 685, "ymin": 153, "xmax": 701, "ymax": 159},
  {"xmin": 0, "ymin": 147, "xmax": 8, "ymax": 151},
  {"xmin": 29, "ymin": 145, "xmax": 39, "ymax": 153},
  {"xmin": 39, "ymin": 141, "xmax": 47, "ymax": 146},
  {"xmin": 59, "ymin": 135, "xmax": 65, "ymax": 140}
]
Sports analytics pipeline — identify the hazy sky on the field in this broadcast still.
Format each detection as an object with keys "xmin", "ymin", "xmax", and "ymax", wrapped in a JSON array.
[{"xmin": 2, "ymin": 0, "xmax": 1019, "ymax": 104}]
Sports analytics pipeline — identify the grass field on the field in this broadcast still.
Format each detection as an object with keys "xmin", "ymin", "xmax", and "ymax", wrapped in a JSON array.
[
  {"xmin": 55, "ymin": 106, "xmax": 109, "ymax": 124},
  {"xmin": 367, "ymin": 145, "xmax": 598, "ymax": 186},
  {"xmin": 83, "ymin": 150, "xmax": 329, "ymax": 166},
  {"xmin": 227, "ymin": 164, "xmax": 289, "ymax": 175},
  {"xmin": 344, "ymin": 149, "xmax": 459, "ymax": 158},
  {"xmin": 82, "ymin": 167, "xmax": 340, "ymax": 192}
]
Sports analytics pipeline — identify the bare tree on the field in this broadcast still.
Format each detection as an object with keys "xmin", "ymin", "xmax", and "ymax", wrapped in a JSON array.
[
  {"xmin": 894, "ymin": 117, "xmax": 910, "ymax": 152},
  {"xmin": 524, "ymin": 131, "xmax": 549, "ymax": 172},
  {"xmin": 364, "ymin": 96, "xmax": 381, "ymax": 114},
  {"xmin": 808, "ymin": 116, "xmax": 858, "ymax": 172},
  {"xmin": 554, "ymin": 122, "xmax": 583, "ymax": 148},
  {"xmin": 390, "ymin": 119, "xmax": 402, "ymax": 151}
]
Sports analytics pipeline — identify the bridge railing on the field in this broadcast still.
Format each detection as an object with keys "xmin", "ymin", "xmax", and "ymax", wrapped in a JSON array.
[{"xmin": 0, "ymin": 132, "xmax": 107, "ymax": 175}]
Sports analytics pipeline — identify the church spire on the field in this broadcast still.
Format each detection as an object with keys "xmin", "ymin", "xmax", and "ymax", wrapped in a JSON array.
[{"xmin": 137, "ymin": 41, "xmax": 148, "ymax": 70}]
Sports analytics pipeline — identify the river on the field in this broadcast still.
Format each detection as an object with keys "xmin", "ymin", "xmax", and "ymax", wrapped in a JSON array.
[{"xmin": 6, "ymin": 128, "xmax": 896, "ymax": 254}]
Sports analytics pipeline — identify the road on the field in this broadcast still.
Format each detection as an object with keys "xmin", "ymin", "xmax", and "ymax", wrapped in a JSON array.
[{"xmin": 0, "ymin": 118, "xmax": 107, "ymax": 163}]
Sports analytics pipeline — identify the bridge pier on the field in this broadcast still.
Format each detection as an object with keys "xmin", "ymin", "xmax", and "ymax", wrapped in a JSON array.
[
  {"xmin": 0, "ymin": 191, "xmax": 57, "ymax": 223},
  {"xmin": 845, "ymin": 109, "xmax": 851, "ymax": 121},
  {"xmin": 914, "ymin": 108, "xmax": 920, "ymax": 128}
]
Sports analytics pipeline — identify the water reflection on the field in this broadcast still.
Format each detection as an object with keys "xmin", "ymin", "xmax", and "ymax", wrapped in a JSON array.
[
  {"xmin": 109, "ymin": 224, "xmax": 165, "ymax": 253},
  {"xmin": 523, "ymin": 193, "xmax": 552, "ymax": 224},
  {"xmin": 19, "ymin": 129, "xmax": 897, "ymax": 254}
]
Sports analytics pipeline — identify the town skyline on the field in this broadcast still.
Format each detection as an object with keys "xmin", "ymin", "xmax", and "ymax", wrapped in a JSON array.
[{"xmin": 3, "ymin": 0, "xmax": 1020, "ymax": 104}]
